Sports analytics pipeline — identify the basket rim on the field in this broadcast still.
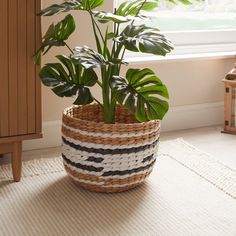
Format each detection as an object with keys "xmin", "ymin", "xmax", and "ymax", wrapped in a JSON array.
[{"xmin": 63, "ymin": 104, "xmax": 160, "ymax": 127}]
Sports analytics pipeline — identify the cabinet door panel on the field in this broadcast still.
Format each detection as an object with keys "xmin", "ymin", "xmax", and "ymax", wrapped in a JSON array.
[
  {"xmin": 0, "ymin": 1, "xmax": 9, "ymax": 137},
  {"xmin": 17, "ymin": 0, "xmax": 28, "ymax": 135},
  {"xmin": 8, "ymin": 0, "xmax": 19, "ymax": 136},
  {"xmin": 35, "ymin": 0, "xmax": 42, "ymax": 135},
  {"xmin": 27, "ymin": 0, "xmax": 36, "ymax": 134}
]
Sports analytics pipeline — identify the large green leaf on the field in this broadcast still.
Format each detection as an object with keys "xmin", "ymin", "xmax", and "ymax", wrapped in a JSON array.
[
  {"xmin": 116, "ymin": 0, "xmax": 159, "ymax": 17},
  {"xmin": 39, "ymin": 0, "xmax": 105, "ymax": 16},
  {"xmin": 72, "ymin": 46, "xmax": 127, "ymax": 68},
  {"xmin": 73, "ymin": 46, "xmax": 107, "ymax": 69},
  {"xmin": 93, "ymin": 11, "xmax": 132, "ymax": 23},
  {"xmin": 34, "ymin": 14, "xmax": 75, "ymax": 65},
  {"xmin": 116, "ymin": 24, "xmax": 174, "ymax": 56},
  {"xmin": 39, "ymin": 55, "xmax": 98, "ymax": 105},
  {"xmin": 39, "ymin": 1, "xmax": 82, "ymax": 16},
  {"xmin": 110, "ymin": 68, "xmax": 169, "ymax": 122}
]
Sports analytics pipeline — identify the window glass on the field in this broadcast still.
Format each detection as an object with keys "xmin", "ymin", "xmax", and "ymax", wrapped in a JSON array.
[{"xmin": 146, "ymin": 0, "xmax": 236, "ymax": 32}]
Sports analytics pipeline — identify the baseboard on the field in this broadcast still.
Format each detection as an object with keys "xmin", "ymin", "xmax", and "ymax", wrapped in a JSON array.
[
  {"xmin": 23, "ymin": 102, "xmax": 224, "ymax": 151},
  {"xmin": 161, "ymin": 101, "xmax": 224, "ymax": 132}
]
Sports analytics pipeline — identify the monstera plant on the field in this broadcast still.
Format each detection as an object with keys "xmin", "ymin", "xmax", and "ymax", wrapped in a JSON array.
[
  {"xmin": 35, "ymin": 0, "xmax": 194, "ymax": 124},
  {"xmin": 35, "ymin": 0, "xmax": 197, "ymax": 193}
]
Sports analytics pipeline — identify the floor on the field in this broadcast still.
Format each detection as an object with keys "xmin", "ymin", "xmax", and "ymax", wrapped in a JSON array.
[
  {"xmin": 0, "ymin": 125, "xmax": 235, "ymax": 168},
  {"xmin": 162, "ymin": 125, "xmax": 236, "ymax": 169}
]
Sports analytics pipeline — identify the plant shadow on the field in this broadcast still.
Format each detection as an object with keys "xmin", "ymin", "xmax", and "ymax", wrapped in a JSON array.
[{"xmin": 28, "ymin": 175, "xmax": 151, "ymax": 235}]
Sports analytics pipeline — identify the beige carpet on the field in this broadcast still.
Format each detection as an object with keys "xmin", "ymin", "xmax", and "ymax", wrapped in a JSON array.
[{"xmin": 0, "ymin": 139, "xmax": 236, "ymax": 236}]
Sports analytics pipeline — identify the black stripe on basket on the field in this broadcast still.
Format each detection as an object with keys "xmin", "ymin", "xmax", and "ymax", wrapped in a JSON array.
[
  {"xmin": 142, "ymin": 154, "xmax": 154, "ymax": 163},
  {"xmin": 62, "ymin": 136, "xmax": 159, "ymax": 155},
  {"xmin": 86, "ymin": 156, "xmax": 104, "ymax": 163},
  {"xmin": 102, "ymin": 159, "xmax": 156, "ymax": 177},
  {"xmin": 62, "ymin": 154, "xmax": 104, "ymax": 172}
]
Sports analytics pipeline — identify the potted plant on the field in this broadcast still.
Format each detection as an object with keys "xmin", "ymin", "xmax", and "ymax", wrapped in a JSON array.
[{"xmin": 35, "ymin": 0, "xmax": 183, "ymax": 193}]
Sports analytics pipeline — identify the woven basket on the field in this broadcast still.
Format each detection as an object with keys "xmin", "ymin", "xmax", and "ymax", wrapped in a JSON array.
[{"xmin": 62, "ymin": 104, "xmax": 160, "ymax": 193}]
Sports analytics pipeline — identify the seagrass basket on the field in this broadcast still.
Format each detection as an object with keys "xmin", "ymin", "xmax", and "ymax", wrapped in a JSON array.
[{"xmin": 62, "ymin": 104, "xmax": 161, "ymax": 193}]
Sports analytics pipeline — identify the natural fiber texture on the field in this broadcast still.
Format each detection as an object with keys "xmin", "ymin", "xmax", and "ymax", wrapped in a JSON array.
[
  {"xmin": 0, "ymin": 157, "xmax": 63, "ymax": 180},
  {"xmin": 62, "ymin": 104, "xmax": 160, "ymax": 192},
  {"xmin": 161, "ymin": 139, "xmax": 236, "ymax": 199},
  {"xmin": 1, "ymin": 139, "xmax": 236, "ymax": 236}
]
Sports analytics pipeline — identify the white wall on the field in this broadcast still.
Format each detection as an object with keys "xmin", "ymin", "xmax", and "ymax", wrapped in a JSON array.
[{"xmin": 23, "ymin": 0, "xmax": 236, "ymax": 150}]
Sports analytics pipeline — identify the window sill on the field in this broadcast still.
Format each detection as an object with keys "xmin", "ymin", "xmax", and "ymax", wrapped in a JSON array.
[{"xmin": 125, "ymin": 51, "xmax": 236, "ymax": 64}]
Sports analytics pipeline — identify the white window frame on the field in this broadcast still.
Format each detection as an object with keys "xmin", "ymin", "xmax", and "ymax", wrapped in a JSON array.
[
  {"xmin": 165, "ymin": 30, "xmax": 236, "ymax": 55},
  {"xmin": 113, "ymin": 1, "xmax": 236, "ymax": 61}
]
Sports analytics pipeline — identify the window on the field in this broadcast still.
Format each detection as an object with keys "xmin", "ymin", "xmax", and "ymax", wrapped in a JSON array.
[{"xmin": 115, "ymin": 0, "xmax": 236, "ymax": 58}]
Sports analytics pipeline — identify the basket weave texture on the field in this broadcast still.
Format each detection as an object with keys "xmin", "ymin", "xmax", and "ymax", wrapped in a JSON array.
[{"xmin": 62, "ymin": 104, "xmax": 160, "ymax": 193}]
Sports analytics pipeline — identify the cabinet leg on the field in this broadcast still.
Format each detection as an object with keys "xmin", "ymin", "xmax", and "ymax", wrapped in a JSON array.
[{"xmin": 11, "ymin": 141, "xmax": 22, "ymax": 182}]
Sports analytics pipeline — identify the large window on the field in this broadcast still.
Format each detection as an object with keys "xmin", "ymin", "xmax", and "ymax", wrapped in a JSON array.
[{"xmin": 115, "ymin": 0, "xmax": 236, "ymax": 57}]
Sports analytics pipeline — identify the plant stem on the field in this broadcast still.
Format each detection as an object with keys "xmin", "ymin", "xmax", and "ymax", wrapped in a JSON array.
[
  {"xmin": 102, "ymin": 67, "xmax": 111, "ymax": 123},
  {"xmin": 89, "ymin": 13, "xmax": 102, "ymax": 54},
  {"xmin": 87, "ymin": 2, "xmax": 105, "ymax": 45},
  {"xmin": 96, "ymin": 80, "xmax": 103, "ymax": 88},
  {"xmin": 114, "ymin": 43, "xmax": 123, "ymax": 59},
  {"xmin": 93, "ymin": 97, "xmax": 103, "ymax": 106},
  {"xmin": 131, "ymin": 0, "xmax": 148, "ymax": 25},
  {"xmin": 65, "ymin": 43, "xmax": 74, "ymax": 54},
  {"xmin": 118, "ymin": 47, "xmax": 126, "ymax": 74},
  {"xmin": 93, "ymin": 18, "xmax": 106, "ymax": 44},
  {"xmin": 86, "ymin": 0, "xmax": 103, "ymax": 54},
  {"xmin": 111, "ymin": 23, "xmax": 120, "ymax": 59}
]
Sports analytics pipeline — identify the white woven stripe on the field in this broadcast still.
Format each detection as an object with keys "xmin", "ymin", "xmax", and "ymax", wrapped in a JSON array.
[
  {"xmin": 63, "ymin": 161, "xmax": 154, "ymax": 180},
  {"xmin": 62, "ymin": 134, "xmax": 159, "ymax": 149},
  {"xmin": 63, "ymin": 156, "xmax": 156, "ymax": 172},
  {"xmin": 62, "ymin": 152, "xmax": 156, "ymax": 171},
  {"xmin": 62, "ymin": 122, "xmax": 160, "ymax": 138},
  {"xmin": 67, "ymin": 172, "xmax": 149, "ymax": 188},
  {"xmin": 62, "ymin": 142, "xmax": 159, "ymax": 163},
  {"xmin": 63, "ymin": 152, "xmax": 157, "ymax": 169}
]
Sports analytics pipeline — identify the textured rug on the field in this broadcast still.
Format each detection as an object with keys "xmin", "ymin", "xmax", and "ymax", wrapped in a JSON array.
[{"xmin": 0, "ymin": 138, "xmax": 236, "ymax": 236}]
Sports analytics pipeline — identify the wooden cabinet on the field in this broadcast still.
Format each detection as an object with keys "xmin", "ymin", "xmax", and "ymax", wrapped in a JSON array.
[{"xmin": 0, "ymin": 0, "xmax": 42, "ymax": 181}]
